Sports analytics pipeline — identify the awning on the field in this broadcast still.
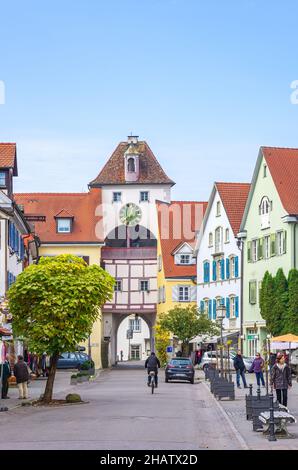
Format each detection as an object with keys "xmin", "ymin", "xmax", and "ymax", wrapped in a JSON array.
[
  {"xmin": 270, "ymin": 333, "xmax": 298, "ymax": 350},
  {"xmin": 190, "ymin": 331, "xmax": 239, "ymax": 344}
]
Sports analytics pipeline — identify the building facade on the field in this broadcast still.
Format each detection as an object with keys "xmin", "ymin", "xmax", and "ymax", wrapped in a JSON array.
[
  {"xmin": 195, "ymin": 183, "xmax": 250, "ymax": 348},
  {"xmin": 117, "ymin": 314, "xmax": 150, "ymax": 361},
  {"xmin": 239, "ymin": 147, "xmax": 298, "ymax": 356}
]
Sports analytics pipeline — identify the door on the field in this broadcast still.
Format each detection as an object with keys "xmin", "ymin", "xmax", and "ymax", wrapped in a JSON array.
[{"xmin": 130, "ymin": 344, "xmax": 141, "ymax": 360}]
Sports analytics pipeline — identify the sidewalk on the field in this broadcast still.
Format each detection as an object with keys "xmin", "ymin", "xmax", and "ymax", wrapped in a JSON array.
[
  {"xmin": 200, "ymin": 370, "xmax": 298, "ymax": 450},
  {"xmin": 0, "ymin": 369, "xmax": 102, "ymax": 411}
]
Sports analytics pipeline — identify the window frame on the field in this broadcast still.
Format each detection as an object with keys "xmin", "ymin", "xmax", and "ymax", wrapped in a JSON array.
[
  {"xmin": 179, "ymin": 254, "xmax": 191, "ymax": 265},
  {"xmin": 114, "ymin": 280, "xmax": 122, "ymax": 292},
  {"xmin": 216, "ymin": 201, "xmax": 221, "ymax": 217},
  {"xmin": 225, "ymin": 228, "xmax": 230, "ymax": 243},
  {"xmin": 208, "ymin": 232, "xmax": 213, "ymax": 247},
  {"xmin": 178, "ymin": 286, "xmax": 191, "ymax": 302},
  {"xmin": 56, "ymin": 218, "xmax": 72, "ymax": 233},
  {"xmin": 113, "ymin": 192, "xmax": 122, "ymax": 203},
  {"xmin": 140, "ymin": 279, "xmax": 150, "ymax": 292},
  {"xmin": 249, "ymin": 280, "xmax": 257, "ymax": 305},
  {"xmin": 252, "ymin": 239, "xmax": 258, "ymax": 262},
  {"xmin": 140, "ymin": 191, "xmax": 149, "ymax": 202},
  {"xmin": 0, "ymin": 171, "xmax": 7, "ymax": 187}
]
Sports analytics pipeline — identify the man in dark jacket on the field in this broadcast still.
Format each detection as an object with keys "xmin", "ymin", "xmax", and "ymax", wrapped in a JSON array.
[
  {"xmin": 14, "ymin": 355, "xmax": 29, "ymax": 399},
  {"xmin": 0, "ymin": 355, "xmax": 11, "ymax": 399},
  {"xmin": 145, "ymin": 352, "xmax": 161, "ymax": 387},
  {"xmin": 233, "ymin": 350, "xmax": 248, "ymax": 389}
]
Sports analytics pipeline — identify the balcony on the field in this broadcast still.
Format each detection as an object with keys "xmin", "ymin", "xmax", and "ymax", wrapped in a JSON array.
[{"xmin": 212, "ymin": 243, "xmax": 224, "ymax": 257}]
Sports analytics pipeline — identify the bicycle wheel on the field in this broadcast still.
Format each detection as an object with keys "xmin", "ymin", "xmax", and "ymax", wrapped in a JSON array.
[{"xmin": 151, "ymin": 377, "xmax": 154, "ymax": 394}]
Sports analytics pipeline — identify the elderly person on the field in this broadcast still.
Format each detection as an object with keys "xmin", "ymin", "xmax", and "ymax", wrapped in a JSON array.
[
  {"xmin": 0, "ymin": 355, "xmax": 11, "ymax": 399},
  {"xmin": 14, "ymin": 355, "xmax": 29, "ymax": 400},
  {"xmin": 249, "ymin": 352, "xmax": 265, "ymax": 387},
  {"xmin": 271, "ymin": 352, "xmax": 292, "ymax": 407}
]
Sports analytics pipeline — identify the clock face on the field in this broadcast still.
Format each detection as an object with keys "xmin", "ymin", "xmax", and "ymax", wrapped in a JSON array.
[{"xmin": 119, "ymin": 203, "xmax": 142, "ymax": 226}]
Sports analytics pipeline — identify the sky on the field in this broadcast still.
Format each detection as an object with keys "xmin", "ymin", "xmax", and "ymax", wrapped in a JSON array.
[{"xmin": 1, "ymin": 0, "xmax": 298, "ymax": 200}]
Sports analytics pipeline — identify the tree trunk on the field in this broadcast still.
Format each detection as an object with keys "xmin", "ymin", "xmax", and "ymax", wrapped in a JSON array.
[{"xmin": 43, "ymin": 353, "xmax": 59, "ymax": 403}]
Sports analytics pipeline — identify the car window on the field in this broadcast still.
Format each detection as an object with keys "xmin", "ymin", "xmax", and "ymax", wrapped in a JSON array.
[
  {"xmin": 170, "ymin": 359, "xmax": 191, "ymax": 366},
  {"xmin": 60, "ymin": 353, "xmax": 68, "ymax": 359},
  {"xmin": 207, "ymin": 352, "xmax": 212, "ymax": 358},
  {"xmin": 69, "ymin": 353, "xmax": 76, "ymax": 360}
]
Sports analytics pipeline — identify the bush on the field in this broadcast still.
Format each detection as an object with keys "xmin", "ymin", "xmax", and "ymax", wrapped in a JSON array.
[
  {"xmin": 71, "ymin": 374, "xmax": 78, "ymax": 379},
  {"xmin": 80, "ymin": 360, "xmax": 95, "ymax": 370},
  {"xmin": 65, "ymin": 393, "xmax": 82, "ymax": 403}
]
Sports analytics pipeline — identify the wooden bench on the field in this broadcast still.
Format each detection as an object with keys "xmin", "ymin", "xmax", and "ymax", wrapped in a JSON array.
[{"xmin": 259, "ymin": 411, "xmax": 296, "ymax": 438}]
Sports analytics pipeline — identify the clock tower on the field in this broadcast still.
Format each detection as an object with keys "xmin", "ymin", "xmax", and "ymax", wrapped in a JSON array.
[{"xmin": 89, "ymin": 136, "xmax": 175, "ymax": 366}]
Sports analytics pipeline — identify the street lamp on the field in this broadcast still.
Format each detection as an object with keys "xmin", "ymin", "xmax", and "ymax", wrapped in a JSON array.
[
  {"xmin": 216, "ymin": 303, "xmax": 226, "ymax": 378},
  {"xmin": 266, "ymin": 334, "xmax": 271, "ymax": 395}
]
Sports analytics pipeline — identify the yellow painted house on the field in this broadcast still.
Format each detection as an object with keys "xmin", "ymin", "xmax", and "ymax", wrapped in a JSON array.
[
  {"xmin": 15, "ymin": 188, "xmax": 105, "ymax": 369},
  {"xmin": 156, "ymin": 201, "xmax": 207, "ymax": 320}
]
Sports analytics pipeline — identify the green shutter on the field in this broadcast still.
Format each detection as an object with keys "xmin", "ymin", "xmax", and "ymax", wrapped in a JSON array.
[
  {"xmin": 271, "ymin": 233, "xmax": 276, "ymax": 256},
  {"xmin": 283, "ymin": 230, "xmax": 287, "ymax": 254},
  {"xmin": 247, "ymin": 241, "xmax": 252, "ymax": 263},
  {"xmin": 249, "ymin": 280, "xmax": 257, "ymax": 304},
  {"xmin": 258, "ymin": 238, "xmax": 264, "ymax": 260}
]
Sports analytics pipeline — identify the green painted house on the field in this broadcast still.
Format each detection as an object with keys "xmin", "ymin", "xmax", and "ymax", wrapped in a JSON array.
[{"xmin": 238, "ymin": 147, "xmax": 298, "ymax": 356}]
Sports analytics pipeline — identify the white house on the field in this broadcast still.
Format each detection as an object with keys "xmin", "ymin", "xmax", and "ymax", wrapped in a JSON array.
[
  {"xmin": 117, "ymin": 314, "xmax": 151, "ymax": 361},
  {"xmin": 195, "ymin": 182, "xmax": 250, "ymax": 347}
]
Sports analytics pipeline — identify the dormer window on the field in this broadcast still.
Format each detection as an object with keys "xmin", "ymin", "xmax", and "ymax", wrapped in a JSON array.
[
  {"xmin": 57, "ymin": 218, "xmax": 72, "ymax": 233},
  {"xmin": 127, "ymin": 158, "xmax": 135, "ymax": 173},
  {"xmin": 0, "ymin": 171, "xmax": 6, "ymax": 187},
  {"xmin": 179, "ymin": 254, "xmax": 191, "ymax": 264}
]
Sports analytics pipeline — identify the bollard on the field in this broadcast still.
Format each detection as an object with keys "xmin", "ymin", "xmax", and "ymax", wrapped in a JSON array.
[
  {"xmin": 268, "ymin": 393, "xmax": 276, "ymax": 442},
  {"xmin": 257, "ymin": 387, "xmax": 261, "ymax": 400},
  {"xmin": 249, "ymin": 384, "xmax": 253, "ymax": 396}
]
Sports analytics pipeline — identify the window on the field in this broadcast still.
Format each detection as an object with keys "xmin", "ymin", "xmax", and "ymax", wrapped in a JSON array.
[
  {"xmin": 113, "ymin": 192, "xmax": 122, "ymax": 202},
  {"xmin": 179, "ymin": 286, "xmax": 190, "ymax": 302},
  {"xmin": 129, "ymin": 318, "xmax": 141, "ymax": 332},
  {"xmin": 216, "ymin": 201, "xmax": 221, "ymax": 216},
  {"xmin": 230, "ymin": 256, "xmax": 235, "ymax": 277},
  {"xmin": 260, "ymin": 196, "xmax": 271, "ymax": 229},
  {"xmin": 264, "ymin": 235, "xmax": 270, "ymax": 259},
  {"xmin": 130, "ymin": 344, "xmax": 141, "ymax": 360},
  {"xmin": 114, "ymin": 280, "xmax": 122, "ymax": 292},
  {"xmin": 140, "ymin": 280, "xmax": 149, "ymax": 292},
  {"xmin": 252, "ymin": 239, "xmax": 258, "ymax": 262},
  {"xmin": 215, "ymin": 227, "xmax": 222, "ymax": 252},
  {"xmin": 260, "ymin": 197, "xmax": 270, "ymax": 215},
  {"xmin": 0, "ymin": 171, "xmax": 6, "ymax": 187},
  {"xmin": 249, "ymin": 280, "xmax": 257, "ymax": 304},
  {"xmin": 140, "ymin": 191, "xmax": 149, "ymax": 202},
  {"xmin": 127, "ymin": 158, "xmax": 135, "ymax": 172},
  {"xmin": 263, "ymin": 165, "xmax": 267, "ymax": 177},
  {"xmin": 208, "ymin": 232, "xmax": 213, "ymax": 247},
  {"xmin": 277, "ymin": 231, "xmax": 286, "ymax": 255},
  {"xmin": 158, "ymin": 254, "xmax": 162, "ymax": 271},
  {"xmin": 179, "ymin": 254, "xmax": 191, "ymax": 264},
  {"xmin": 225, "ymin": 228, "xmax": 230, "ymax": 243},
  {"xmin": 230, "ymin": 296, "xmax": 236, "ymax": 318},
  {"xmin": 57, "ymin": 218, "xmax": 72, "ymax": 233},
  {"xmin": 247, "ymin": 329, "xmax": 258, "ymax": 357}
]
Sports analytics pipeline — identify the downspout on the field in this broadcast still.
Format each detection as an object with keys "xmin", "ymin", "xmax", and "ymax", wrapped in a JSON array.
[{"xmin": 240, "ymin": 240, "xmax": 244, "ymax": 354}]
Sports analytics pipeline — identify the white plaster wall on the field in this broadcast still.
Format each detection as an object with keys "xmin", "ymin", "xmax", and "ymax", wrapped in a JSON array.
[{"xmin": 117, "ymin": 315, "xmax": 150, "ymax": 361}]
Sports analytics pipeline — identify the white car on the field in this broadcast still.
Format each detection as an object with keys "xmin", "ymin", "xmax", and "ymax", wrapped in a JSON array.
[{"xmin": 198, "ymin": 351, "xmax": 253, "ymax": 372}]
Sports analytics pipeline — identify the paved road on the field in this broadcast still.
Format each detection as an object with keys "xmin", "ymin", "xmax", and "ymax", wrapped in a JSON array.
[{"xmin": 0, "ymin": 364, "xmax": 242, "ymax": 450}]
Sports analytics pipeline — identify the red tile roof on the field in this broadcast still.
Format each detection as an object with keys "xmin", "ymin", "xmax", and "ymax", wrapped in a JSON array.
[
  {"xmin": 262, "ymin": 147, "xmax": 298, "ymax": 215},
  {"xmin": 89, "ymin": 141, "xmax": 174, "ymax": 186},
  {"xmin": 216, "ymin": 182, "xmax": 251, "ymax": 236},
  {"xmin": 0, "ymin": 143, "xmax": 17, "ymax": 175},
  {"xmin": 157, "ymin": 200, "xmax": 207, "ymax": 278},
  {"xmin": 14, "ymin": 189, "xmax": 104, "ymax": 243}
]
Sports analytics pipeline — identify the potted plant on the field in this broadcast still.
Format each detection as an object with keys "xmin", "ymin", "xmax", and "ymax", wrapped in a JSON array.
[{"xmin": 80, "ymin": 359, "xmax": 95, "ymax": 376}]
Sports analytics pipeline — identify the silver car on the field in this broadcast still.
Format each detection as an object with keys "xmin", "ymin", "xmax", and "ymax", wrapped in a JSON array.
[{"xmin": 198, "ymin": 351, "xmax": 253, "ymax": 372}]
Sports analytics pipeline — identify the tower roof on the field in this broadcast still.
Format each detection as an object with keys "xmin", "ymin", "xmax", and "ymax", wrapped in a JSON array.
[{"xmin": 89, "ymin": 140, "xmax": 175, "ymax": 186}]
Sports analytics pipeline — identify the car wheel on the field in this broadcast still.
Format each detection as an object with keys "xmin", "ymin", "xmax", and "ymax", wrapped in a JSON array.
[
  {"xmin": 190, "ymin": 378, "xmax": 194, "ymax": 384},
  {"xmin": 202, "ymin": 364, "xmax": 207, "ymax": 372}
]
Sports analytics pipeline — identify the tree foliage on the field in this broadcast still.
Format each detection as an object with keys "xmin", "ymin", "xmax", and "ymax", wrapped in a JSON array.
[
  {"xmin": 283, "ymin": 269, "xmax": 298, "ymax": 335},
  {"xmin": 259, "ymin": 271, "xmax": 275, "ymax": 325},
  {"xmin": 158, "ymin": 305, "xmax": 219, "ymax": 355},
  {"xmin": 8, "ymin": 255, "xmax": 114, "ymax": 402},
  {"xmin": 154, "ymin": 322, "xmax": 170, "ymax": 367}
]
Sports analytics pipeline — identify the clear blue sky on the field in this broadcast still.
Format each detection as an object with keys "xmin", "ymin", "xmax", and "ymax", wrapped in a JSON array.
[{"xmin": 1, "ymin": 0, "xmax": 298, "ymax": 200}]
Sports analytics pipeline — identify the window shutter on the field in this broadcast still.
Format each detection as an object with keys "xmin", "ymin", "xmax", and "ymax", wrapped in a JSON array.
[
  {"xmin": 247, "ymin": 241, "xmax": 252, "ymax": 262},
  {"xmin": 200, "ymin": 300, "xmax": 204, "ymax": 313},
  {"xmin": 235, "ymin": 256, "xmax": 239, "ymax": 277},
  {"xmin": 226, "ymin": 297, "xmax": 230, "ymax": 318},
  {"xmin": 283, "ymin": 230, "xmax": 287, "ymax": 254},
  {"xmin": 226, "ymin": 258, "xmax": 230, "ymax": 279},
  {"xmin": 207, "ymin": 262, "xmax": 210, "ymax": 282},
  {"xmin": 271, "ymin": 234, "xmax": 276, "ymax": 256},
  {"xmin": 212, "ymin": 299, "xmax": 216, "ymax": 319},
  {"xmin": 212, "ymin": 261, "xmax": 217, "ymax": 281},
  {"xmin": 203, "ymin": 262, "xmax": 207, "ymax": 282},
  {"xmin": 162, "ymin": 286, "xmax": 166, "ymax": 303},
  {"xmin": 258, "ymin": 238, "xmax": 263, "ymax": 260},
  {"xmin": 172, "ymin": 285, "xmax": 179, "ymax": 301},
  {"xmin": 191, "ymin": 286, "xmax": 197, "ymax": 302},
  {"xmin": 208, "ymin": 300, "xmax": 212, "ymax": 319},
  {"xmin": 235, "ymin": 296, "xmax": 239, "ymax": 318},
  {"xmin": 82, "ymin": 256, "xmax": 90, "ymax": 265},
  {"xmin": 220, "ymin": 259, "xmax": 225, "ymax": 280}
]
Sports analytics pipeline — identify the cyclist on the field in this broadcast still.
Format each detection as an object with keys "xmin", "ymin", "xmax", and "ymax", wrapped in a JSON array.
[{"xmin": 145, "ymin": 352, "xmax": 160, "ymax": 388}]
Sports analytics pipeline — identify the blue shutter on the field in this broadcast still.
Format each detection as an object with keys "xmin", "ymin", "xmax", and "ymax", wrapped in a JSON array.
[
  {"xmin": 226, "ymin": 258, "xmax": 230, "ymax": 279},
  {"xmin": 212, "ymin": 261, "xmax": 217, "ymax": 281},
  {"xmin": 11, "ymin": 224, "xmax": 15, "ymax": 250},
  {"xmin": 200, "ymin": 301, "xmax": 204, "ymax": 313},
  {"xmin": 20, "ymin": 238, "xmax": 24, "ymax": 260},
  {"xmin": 203, "ymin": 262, "xmax": 207, "ymax": 283},
  {"xmin": 213, "ymin": 299, "xmax": 217, "ymax": 320},
  {"xmin": 235, "ymin": 296, "xmax": 239, "ymax": 318},
  {"xmin": 235, "ymin": 256, "xmax": 239, "ymax": 278},
  {"xmin": 226, "ymin": 297, "xmax": 230, "ymax": 318},
  {"xmin": 8, "ymin": 222, "xmax": 11, "ymax": 248},
  {"xmin": 208, "ymin": 300, "xmax": 212, "ymax": 319},
  {"xmin": 206, "ymin": 262, "xmax": 210, "ymax": 282},
  {"xmin": 220, "ymin": 259, "xmax": 225, "ymax": 280}
]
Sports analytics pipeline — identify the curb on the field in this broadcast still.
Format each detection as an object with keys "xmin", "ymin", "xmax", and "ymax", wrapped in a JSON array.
[{"xmin": 201, "ymin": 381, "xmax": 249, "ymax": 450}]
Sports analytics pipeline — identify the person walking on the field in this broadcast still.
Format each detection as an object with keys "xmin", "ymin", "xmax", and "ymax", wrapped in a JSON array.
[
  {"xmin": 14, "ymin": 355, "xmax": 30, "ymax": 400},
  {"xmin": 271, "ymin": 352, "xmax": 292, "ymax": 407},
  {"xmin": 0, "ymin": 355, "xmax": 11, "ymax": 399},
  {"xmin": 249, "ymin": 352, "xmax": 265, "ymax": 387},
  {"xmin": 233, "ymin": 350, "xmax": 248, "ymax": 389}
]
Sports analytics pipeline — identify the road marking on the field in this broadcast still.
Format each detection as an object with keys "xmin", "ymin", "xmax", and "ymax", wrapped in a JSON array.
[{"xmin": 201, "ymin": 381, "xmax": 249, "ymax": 450}]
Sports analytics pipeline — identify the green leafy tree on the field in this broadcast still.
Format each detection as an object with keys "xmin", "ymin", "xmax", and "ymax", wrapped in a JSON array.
[
  {"xmin": 271, "ymin": 268, "xmax": 288, "ymax": 336},
  {"xmin": 283, "ymin": 269, "xmax": 298, "ymax": 335},
  {"xmin": 259, "ymin": 271, "xmax": 275, "ymax": 330},
  {"xmin": 158, "ymin": 305, "xmax": 219, "ymax": 356},
  {"xmin": 8, "ymin": 255, "xmax": 114, "ymax": 403},
  {"xmin": 154, "ymin": 322, "xmax": 170, "ymax": 367}
]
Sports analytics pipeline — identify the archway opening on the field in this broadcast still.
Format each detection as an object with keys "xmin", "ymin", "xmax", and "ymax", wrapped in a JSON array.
[{"xmin": 116, "ymin": 314, "xmax": 152, "ymax": 363}]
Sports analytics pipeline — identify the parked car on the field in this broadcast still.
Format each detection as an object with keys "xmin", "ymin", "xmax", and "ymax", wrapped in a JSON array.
[
  {"xmin": 56, "ymin": 352, "xmax": 90, "ymax": 369},
  {"xmin": 198, "ymin": 351, "xmax": 253, "ymax": 372},
  {"xmin": 165, "ymin": 357, "xmax": 195, "ymax": 384}
]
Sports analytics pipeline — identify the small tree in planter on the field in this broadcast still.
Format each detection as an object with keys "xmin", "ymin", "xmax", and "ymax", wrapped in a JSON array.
[
  {"xmin": 80, "ymin": 359, "xmax": 95, "ymax": 375},
  {"xmin": 8, "ymin": 254, "xmax": 114, "ymax": 404}
]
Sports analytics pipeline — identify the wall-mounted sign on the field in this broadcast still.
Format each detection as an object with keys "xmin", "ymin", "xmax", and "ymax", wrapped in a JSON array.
[{"xmin": 24, "ymin": 215, "xmax": 46, "ymax": 222}]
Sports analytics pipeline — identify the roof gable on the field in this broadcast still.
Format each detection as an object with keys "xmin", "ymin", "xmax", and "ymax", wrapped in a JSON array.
[
  {"xmin": 89, "ymin": 141, "xmax": 175, "ymax": 186},
  {"xmin": 215, "ymin": 182, "xmax": 251, "ymax": 236},
  {"xmin": 0, "ymin": 143, "xmax": 18, "ymax": 176}
]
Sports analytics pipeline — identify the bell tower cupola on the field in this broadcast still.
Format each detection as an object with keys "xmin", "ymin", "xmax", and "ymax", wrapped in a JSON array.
[{"xmin": 124, "ymin": 135, "xmax": 140, "ymax": 182}]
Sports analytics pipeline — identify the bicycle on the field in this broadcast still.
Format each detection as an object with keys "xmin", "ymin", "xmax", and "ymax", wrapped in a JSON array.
[{"xmin": 148, "ymin": 370, "xmax": 156, "ymax": 394}]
